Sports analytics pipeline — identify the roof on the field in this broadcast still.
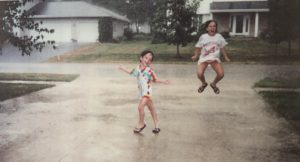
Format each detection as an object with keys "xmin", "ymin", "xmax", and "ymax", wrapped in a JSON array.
[
  {"xmin": 30, "ymin": 1, "xmax": 130, "ymax": 22},
  {"xmin": 210, "ymin": 1, "xmax": 269, "ymax": 13}
]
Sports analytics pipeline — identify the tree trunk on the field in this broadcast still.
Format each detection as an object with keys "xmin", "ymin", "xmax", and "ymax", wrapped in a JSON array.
[
  {"xmin": 0, "ymin": 6, "xmax": 5, "ymax": 44},
  {"xmin": 176, "ymin": 43, "xmax": 180, "ymax": 57},
  {"xmin": 298, "ymin": 39, "xmax": 300, "ymax": 53},
  {"xmin": 135, "ymin": 22, "xmax": 139, "ymax": 33},
  {"xmin": 274, "ymin": 43, "xmax": 278, "ymax": 55},
  {"xmin": 0, "ymin": 44, "xmax": 2, "ymax": 55},
  {"xmin": 288, "ymin": 39, "xmax": 292, "ymax": 55}
]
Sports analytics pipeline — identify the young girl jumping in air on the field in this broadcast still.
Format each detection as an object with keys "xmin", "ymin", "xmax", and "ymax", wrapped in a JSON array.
[
  {"xmin": 191, "ymin": 20, "xmax": 230, "ymax": 94},
  {"xmin": 119, "ymin": 50, "xmax": 170, "ymax": 134}
]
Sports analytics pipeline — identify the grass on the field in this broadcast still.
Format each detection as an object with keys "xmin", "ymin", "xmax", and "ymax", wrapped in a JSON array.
[
  {"xmin": 0, "ymin": 73, "xmax": 79, "ymax": 102},
  {"xmin": 259, "ymin": 91, "xmax": 300, "ymax": 130},
  {"xmin": 0, "ymin": 83, "xmax": 55, "ymax": 101},
  {"xmin": 47, "ymin": 38, "xmax": 300, "ymax": 64},
  {"xmin": 49, "ymin": 41, "xmax": 194, "ymax": 63},
  {"xmin": 227, "ymin": 38, "xmax": 300, "ymax": 63},
  {"xmin": 255, "ymin": 76, "xmax": 300, "ymax": 131},
  {"xmin": 254, "ymin": 77, "xmax": 300, "ymax": 88},
  {"xmin": 0, "ymin": 73, "xmax": 79, "ymax": 82}
]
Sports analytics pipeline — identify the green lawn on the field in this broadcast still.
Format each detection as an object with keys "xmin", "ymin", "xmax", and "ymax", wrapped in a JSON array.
[
  {"xmin": 0, "ymin": 83, "xmax": 55, "ymax": 101},
  {"xmin": 254, "ymin": 77, "xmax": 300, "ymax": 88},
  {"xmin": 0, "ymin": 73, "xmax": 79, "ymax": 102},
  {"xmin": 0, "ymin": 73, "xmax": 79, "ymax": 82},
  {"xmin": 50, "ymin": 41, "xmax": 194, "ymax": 63},
  {"xmin": 259, "ymin": 91, "xmax": 300, "ymax": 131},
  {"xmin": 227, "ymin": 38, "xmax": 300, "ymax": 63},
  {"xmin": 47, "ymin": 38, "xmax": 300, "ymax": 64},
  {"xmin": 255, "ymin": 75, "xmax": 300, "ymax": 131}
]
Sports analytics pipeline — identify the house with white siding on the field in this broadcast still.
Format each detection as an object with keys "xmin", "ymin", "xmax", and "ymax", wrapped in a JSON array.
[
  {"xmin": 197, "ymin": 0, "xmax": 213, "ymax": 24},
  {"xmin": 23, "ymin": 1, "xmax": 130, "ymax": 43},
  {"xmin": 197, "ymin": 0, "xmax": 269, "ymax": 37}
]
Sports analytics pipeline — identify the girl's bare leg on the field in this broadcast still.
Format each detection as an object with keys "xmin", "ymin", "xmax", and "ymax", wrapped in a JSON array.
[
  {"xmin": 210, "ymin": 61, "xmax": 224, "ymax": 86},
  {"xmin": 146, "ymin": 99, "xmax": 159, "ymax": 128},
  {"xmin": 197, "ymin": 62, "xmax": 209, "ymax": 84},
  {"xmin": 136, "ymin": 97, "xmax": 149, "ymax": 128}
]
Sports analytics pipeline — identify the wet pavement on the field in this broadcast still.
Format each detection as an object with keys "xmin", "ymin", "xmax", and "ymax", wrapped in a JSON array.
[{"xmin": 0, "ymin": 63, "xmax": 300, "ymax": 162}]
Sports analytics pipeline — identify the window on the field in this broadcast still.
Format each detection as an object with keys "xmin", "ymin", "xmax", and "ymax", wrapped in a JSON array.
[
  {"xmin": 245, "ymin": 18, "xmax": 249, "ymax": 33},
  {"xmin": 236, "ymin": 15, "xmax": 243, "ymax": 33},
  {"xmin": 230, "ymin": 15, "xmax": 234, "ymax": 32},
  {"xmin": 229, "ymin": 14, "xmax": 250, "ymax": 36}
]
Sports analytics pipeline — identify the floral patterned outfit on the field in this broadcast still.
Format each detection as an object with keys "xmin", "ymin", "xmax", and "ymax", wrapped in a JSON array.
[{"xmin": 130, "ymin": 65, "xmax": 157, "ymax": 99}]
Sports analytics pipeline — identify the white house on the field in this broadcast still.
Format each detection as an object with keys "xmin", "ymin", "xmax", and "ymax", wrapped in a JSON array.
[
  {"xmin": 24, "ymin": 1, "xmax": 130, "ymax": 43},
  {"xmin": 197, "ymin": 0, "xmax": 269, "ymax": 37},
  {"xmin": 197, "ymin": 0, "xmax": 213, "ymax": 24}
]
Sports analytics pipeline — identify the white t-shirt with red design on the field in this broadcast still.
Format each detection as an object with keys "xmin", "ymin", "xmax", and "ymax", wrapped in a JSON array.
[{"xmin": 195, "ymin": 33, "xmax": 227, "ymax": 64}]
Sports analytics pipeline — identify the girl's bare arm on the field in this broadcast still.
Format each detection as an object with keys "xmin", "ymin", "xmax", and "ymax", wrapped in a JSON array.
[
  {"xmin": 191, "ymin": 47, "xmax": 201, "ymax": 61},
  {"xmin": 118, "ymin": 65, "xmax": 132, "ymax": 74},
  {"xmin": 220, "ymin": 48, "xmax": 230, "ymax": 62},
  {"xmin": 155, "ymin": 78, "xmax": 170, "ymax": 85}
]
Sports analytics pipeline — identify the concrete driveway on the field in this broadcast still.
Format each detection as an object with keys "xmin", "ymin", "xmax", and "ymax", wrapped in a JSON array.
[{"xmin": 0, "ymin": 63, "xmax": 299, "ymax": 162}]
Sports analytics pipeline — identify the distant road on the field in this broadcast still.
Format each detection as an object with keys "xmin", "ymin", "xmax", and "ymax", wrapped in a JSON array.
[{"xmin": 0, "ymin": 42, "xmax": 90, "ymax": 63}]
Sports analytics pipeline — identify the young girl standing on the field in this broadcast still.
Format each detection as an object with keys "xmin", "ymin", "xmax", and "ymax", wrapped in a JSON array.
[
  {"xmin": 119, "ymin": 50, "xmax": 170, "ymax": 134},
  {"xmin": 191, "ymin": 20, "xmax": 230, "ymax": 94}
]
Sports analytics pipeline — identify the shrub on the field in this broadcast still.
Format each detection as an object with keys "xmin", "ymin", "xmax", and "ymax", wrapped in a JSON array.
[
  {"xmin": 220, "ymin": 31, "xmax": 230, "ymax": 39},
  {"xmin": 123, "ymin": 28, "xmax": 133, "ymax": 40},
  {"xmin": 260, "ymin": 29, "xmax": 272, "ymax": 40},
  {"xmin": 98, "ymin": 18, "xmax": 113, "ymax": 42},
  {"xmin": 132, "ymin": 33, "xmax": 152, "ymax": 41},
  {"xmin": 151, "ymin": 32, "xmax": 167, "ymax": 44}
]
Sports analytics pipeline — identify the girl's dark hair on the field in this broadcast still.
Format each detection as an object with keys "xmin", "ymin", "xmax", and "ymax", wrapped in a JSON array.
[
  {"xmin": 140, "ymin": 50, "xmax": 154, "ymax": 61},
  {"xmin": 199, "ymin": 19, "xmax": 218, "ymax": 35}
]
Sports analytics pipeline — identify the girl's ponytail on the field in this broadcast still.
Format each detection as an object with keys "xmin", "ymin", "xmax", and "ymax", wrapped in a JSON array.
[{"xmin": 199, "ymin": 23, "xmax": 207, "ymax": 35}]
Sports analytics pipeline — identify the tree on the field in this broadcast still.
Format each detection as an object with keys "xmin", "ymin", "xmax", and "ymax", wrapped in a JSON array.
[
  {"xmin": 125, "ymin": 0, "xmax": 153, "ymax": 33},
  {"xmin": 0, "ymin": 0, "xmax": 55, "ymax": 56},
  {"xmin": 151, "ymin": 0, "xmax": 199, "ymax": 57},
  {"xmin": 90, "ymin": 0, "xmax": 153, "ymax": 34},
  {"xmin": 268, "ymin": 0, "xmax": 300, "ymax": 55},
  {"xmin": 150, "ymin": 0, "xmax": 168, "ymax": 43}
]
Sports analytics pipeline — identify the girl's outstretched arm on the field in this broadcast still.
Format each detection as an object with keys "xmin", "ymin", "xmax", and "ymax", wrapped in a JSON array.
[
  {"xmin": 221, "ymin": 48, "xmax": 230, "ymax": 62},
  {"xmin": 118, "ymin": 65, "xmax": 132, "ymax": 74},
  {"xmin": 154, "ymin": 78, "xmax": 170, "ymax": 85},
  {"xmin": 191, "ymin": 47, "xmax": 201, "ymax": 61},
  {"xmin": 151, "ymin": 71, "xmax": 170, "ymax": 85}
]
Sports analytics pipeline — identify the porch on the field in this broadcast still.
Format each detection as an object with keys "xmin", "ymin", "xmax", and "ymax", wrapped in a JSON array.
[{"xmin": 210, "ymin": 1, "xmax": 269, "ymax": 37}]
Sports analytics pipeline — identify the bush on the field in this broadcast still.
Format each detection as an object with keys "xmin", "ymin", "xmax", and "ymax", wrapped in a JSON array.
[
  {"xmin": 123, "ymin": 28, "xmax": 133, "ymax": 40},
  {"xmin": 260, "ymin": 29, "xmax": 286, "ymax": 44},
  {"xmin": 220, "ymin": 31, "xmax": 230, "ymax": 39},
  {"xmin": 190, "ymin": 31, "xmax": 200, "ymax": 42},
  {"xmin": 151, "ymin": 32, "xmax": 167, "ymax": 44},
  {"xmin": 132, "ymin": 33, "xmax": 152, "ymax": 41},
  {"xmin": 110, "ymin": 38, "xmax": 120, "ymax": 43},
  {"xmin": 98, "ymin": 17, "xmax": 113, "ymax": 42},
  {"xmin": 259, "ymin": 29, "xmax": 272, "ymax": 40}
]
